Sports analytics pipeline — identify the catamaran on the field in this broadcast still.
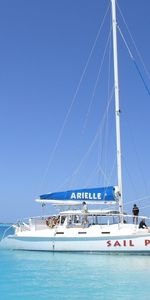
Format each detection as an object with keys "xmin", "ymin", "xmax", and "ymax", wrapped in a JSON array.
[{"xmin": 2, "ymin": 0, "xmax": 150, "ymax": 253}]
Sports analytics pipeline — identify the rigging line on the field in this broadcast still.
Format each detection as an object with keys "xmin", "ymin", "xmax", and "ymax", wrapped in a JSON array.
[
  {"xmin": 55, "ymin": 129, "xmax": 108, "ymax": 191},
  {"xmin": 68, "ymin": 87, "xmax": 114, "ymax": 181},
  {"xmin": 86, "ymin": 162, "xmax": 110, "ymax": 187},
  {"xmin": 66, "ymin": 128, "xmax": 102, "ymax": 181},
  {"xmin": 118, "ymin": 25, "xmax": 150, "ymax": 97},
  {"xmin": 98, "ymin": 134, "xmax": 116, "ymax": 188},
  {"xmin": 38, "ymin": 3, "xmax": 111, "ymax": 193},
  {"xmin": 55, "ymin": 159, "xmax": 103, "ymax": 190},
  {"xmin": 1, "ymin": 224, "xmax": 14, "ymax": 241},
  {"xmin": 59, "ymin": 155, "xmax": 112, "ymax": 190},
  {"xmin": 123, "ymin": 107, "xmax": 149, "ymax": 196},
  {"xmin": 67, "ymin": 117, "xmax": 109, "ymax": 186},
  {"xmin": 107, "ymin": 15, "xmax": 112, "ymax": 101},
  {"xmin": 82, "ymin": 26, "xmax": 112, "ymax": 133},
  {"xmin": 117, "ymin": 25, "xmax": 133, "ymax": 58},
  {"xmin": 124, "ymin": 196, "xmax": 150, "ymax": 207},
  {"xmin": 96, "ymin": 164, "xmax": 110, "ymax": 185},
  {"xmin": 116, "ymin": 1, "xmax": 150, "ymax": 82},
  {"xmin": 98, "ymin": 85, "xmax": 114, "ymax": 187},
  {"xmin": 54, "ymin": 90, "xmax": 114, "ymax": 191},
  {"xmin": 122, "ymin": 150, "xmax": 140, "ymax": 200},
  {"xmin": 84, "ymin": 165, "xmax": 100, "ymax": 187},
  {"xmin": 56, "ymin": 174, "xmax": 74, "ymax": 191},
  {"xmin": 103, "ymin": 19, "xmax": 112, "ymax": 185},
  {"xmin": 104, "ymin": 156, "xmax": 117, "ymax": 187},
  {"xmin": 133, "ymin": 60, "xmax": 150, "ymax": 97},
  {"xmin": 124, "ymin": 169, "xmax": 139, "ymax": 203},
  {"xmin": 95, "ymin": 155, "xmax": 117, "ymax": 189},
  {"xmin": 99, "ymin": 156, "xmax": 117, "ymax": 200},
  {"xmin": 139, "ymin": 203, "xmax": 150, "ymax": 211}
]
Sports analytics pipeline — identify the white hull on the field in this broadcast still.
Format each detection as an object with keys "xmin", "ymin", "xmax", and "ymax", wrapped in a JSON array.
[{"xmin": 2, "ymin": 224, "xmax": 150, "ymax": 253}]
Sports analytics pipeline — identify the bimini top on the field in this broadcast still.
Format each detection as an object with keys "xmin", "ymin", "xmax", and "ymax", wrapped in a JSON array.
[{"xmin": 36, "ymin": 186, "xmax": 119, "ymax": 205}]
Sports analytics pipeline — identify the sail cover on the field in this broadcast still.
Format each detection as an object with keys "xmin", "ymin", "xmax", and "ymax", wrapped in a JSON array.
[{"xmin": 39, "ymin": 186, "xmax": 117, "ymax": 203}]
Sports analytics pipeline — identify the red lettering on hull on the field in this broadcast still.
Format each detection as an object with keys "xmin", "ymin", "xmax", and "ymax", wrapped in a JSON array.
[
  {"xmin": 123, "ymin": 240, "xmax": 126, "ymax": 247},
  {"xmin": 114, "ymin": 240, "xmax": 121, "ymax": 247},
  {"xmin": 107, "ymin": 240, "xmax": 111, "ymax": 247},
  {"xmin": 107, "ymin": 240, "xmax": 135, "ymax": 247},
  {"xmin": 145, "ymin": 240, "xmax": 150, "ymax": 246},
  {"xmin": 129, "ymin": 240, "xmax": 134, "ymax": 247}
]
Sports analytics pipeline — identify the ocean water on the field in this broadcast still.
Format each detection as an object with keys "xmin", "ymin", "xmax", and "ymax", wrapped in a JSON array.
[{"xmin": 0, "ymin": 225, "xmax": 150, "ymax": 300}]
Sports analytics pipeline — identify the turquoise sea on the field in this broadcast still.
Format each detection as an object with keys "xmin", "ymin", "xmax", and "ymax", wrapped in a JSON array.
[{"xmin": 0, "ymin": 224, "xmax": 150, "ymax": 300}]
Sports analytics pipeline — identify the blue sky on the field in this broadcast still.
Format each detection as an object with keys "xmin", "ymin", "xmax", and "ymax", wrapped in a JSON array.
[{"xmin": 0, "ymin": 0, "xmax": 150, "ymax": 222}]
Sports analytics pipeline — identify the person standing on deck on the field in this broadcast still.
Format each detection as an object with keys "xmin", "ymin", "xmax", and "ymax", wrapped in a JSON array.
[
  {"xmin": 132, "ymin": 204, "xmax": 139, "ymax": 224},
  {"xmin": 82, "ymin": 201, "xmax": 88, "ymax": 213},
  {"xmin": 82, "ymin": 202, "xmax": 88, "ymax": 225}
]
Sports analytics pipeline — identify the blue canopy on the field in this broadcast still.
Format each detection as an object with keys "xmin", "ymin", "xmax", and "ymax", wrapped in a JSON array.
[{"xmin": 40, "ymin": 186, "xmax": 117, "ymax": 202}]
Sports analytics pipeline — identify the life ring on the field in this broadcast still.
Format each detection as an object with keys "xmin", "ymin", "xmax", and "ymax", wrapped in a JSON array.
[
  {"xmin": 46, "ymin": 217, "xmax": 51, "ymax": 227},
  {"xmin": 46, "ymin": 216, "xmax": 60, "ymax": 227}
]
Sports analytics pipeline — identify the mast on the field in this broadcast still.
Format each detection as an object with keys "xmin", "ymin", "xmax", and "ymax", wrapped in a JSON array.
[{"xmin": 111, "ymin": 0, "xmax": 123, "ymax": 215}]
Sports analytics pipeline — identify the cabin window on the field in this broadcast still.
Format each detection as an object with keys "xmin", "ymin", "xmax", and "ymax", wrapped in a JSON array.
[
  {"xmin": 66, "ymin": 215, "xmax": 82, "ymax": 226},
  {"xmin": 88, "ymin": 215, "xmax": 120, "ymax": 225},
  {"xmin": 60, "ymin": 216, "xmax": 66, "ymax": 225}
]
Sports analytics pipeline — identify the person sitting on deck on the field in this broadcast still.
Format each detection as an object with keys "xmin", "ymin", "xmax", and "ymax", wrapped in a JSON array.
[{"xmin": 139, "ymin": 219, "xmax": 148, "ymax": 229}]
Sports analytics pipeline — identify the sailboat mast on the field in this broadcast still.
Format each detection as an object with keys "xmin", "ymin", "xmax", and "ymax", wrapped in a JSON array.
[{"xmin": 111, "ymin": 0, "xmax": 123, "ymax": 214}]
